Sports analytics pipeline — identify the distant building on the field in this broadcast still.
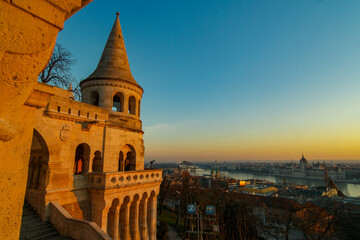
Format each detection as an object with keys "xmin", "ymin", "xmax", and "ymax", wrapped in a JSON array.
[{"xmin": 300, "ymin": 154, "xmax": 309, "ymax": 169}]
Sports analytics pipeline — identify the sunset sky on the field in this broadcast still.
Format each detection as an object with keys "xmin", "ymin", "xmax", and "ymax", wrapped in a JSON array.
[{"xmin": 57, "ymin": 0, "xmax": 360, "ymax": 162}]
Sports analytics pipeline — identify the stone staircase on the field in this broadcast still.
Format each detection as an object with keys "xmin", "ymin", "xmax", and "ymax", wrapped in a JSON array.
[{"xmin": 20, "ymin": 201, "xmax": 72, "ymax": 240}]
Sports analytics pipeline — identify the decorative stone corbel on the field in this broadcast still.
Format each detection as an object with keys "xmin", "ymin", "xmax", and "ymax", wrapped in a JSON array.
[
  {"xmin": 81, "ymin": 121, "xmax": 99, "ymax": 131},
  {"xmin": 0, "ymin": 119, "xmax": 16, "ymax": 142}
]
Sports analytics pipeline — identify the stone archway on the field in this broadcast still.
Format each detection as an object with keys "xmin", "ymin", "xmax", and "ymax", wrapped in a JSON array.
[
  {"xmin": 119, "ymin": 144, "xmax": 136, "ymax": 171},
  {"xmin": 25, "ymin": 129, "xmax": 50, "ymax": 217},
  {"xmin": 74, "ymin": 143, "xmax": 91, "ymax": 174}
]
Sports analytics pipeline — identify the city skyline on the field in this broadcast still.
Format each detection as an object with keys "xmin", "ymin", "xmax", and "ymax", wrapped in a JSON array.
[{"xmin": 57, "ymin": 0, "xmax": 360, "ymax": 162}]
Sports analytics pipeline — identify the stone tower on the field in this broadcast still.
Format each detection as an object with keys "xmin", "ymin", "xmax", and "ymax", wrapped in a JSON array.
[
  {"xmin": 23, "ymin": 12, "xmax": 161, "ymax": 240},
  {"xmin": 80, "ymin": 13, "xmax": 143, "ymax": 119}
]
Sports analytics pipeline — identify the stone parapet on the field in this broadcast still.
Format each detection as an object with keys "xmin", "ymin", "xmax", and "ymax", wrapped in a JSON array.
[
  {"xmin": 45, "ymin": 95, "xmax": 109, "ymax": 123},
  {"xmin": 108, "ymin": 113, "xmax": 143, "ymax": 132},
  {"xmin": 88, "ymin": 170, "xmax": 163, "ymax": 190},
  {"xmin": 49, "ymin": 201, "xmax": 111, "ymax": 240}
]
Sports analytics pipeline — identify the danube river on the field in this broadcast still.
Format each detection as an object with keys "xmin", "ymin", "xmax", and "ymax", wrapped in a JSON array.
[{"xmin": 194, "ymin": 168, "xmax": 360, "ymax": 198}]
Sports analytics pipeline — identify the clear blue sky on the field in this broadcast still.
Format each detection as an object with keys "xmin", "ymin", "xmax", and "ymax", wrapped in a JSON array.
[{"xmin": 57, "ymin": 0, "xmax": 360, "ymax": 162}]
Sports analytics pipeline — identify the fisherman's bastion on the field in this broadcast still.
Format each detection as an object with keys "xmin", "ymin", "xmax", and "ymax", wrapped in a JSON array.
[{"xmin": 0, "ymin": 1, "xmax": 161, "ymax": 239}]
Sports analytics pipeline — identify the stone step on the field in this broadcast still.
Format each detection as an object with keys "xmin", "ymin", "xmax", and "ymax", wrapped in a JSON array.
[
  {"xmin": 47, "ymin": 236, "xmax": 74, "ymax": 240},
  {"xmin": 28, "ymin": 230, "xmax": 60, "ymax": 240},
  {"xmin": 20, "ymin": 228, "xmax": 57, "ymax": 240},
  {"xmin": 22, "ymin": 210, "xmax": 36, "ymax": 217},
  {"xmin": 23, "ymin": 206, "xmax": 33, "ymax": 212},
  {"xmin": 21, "ymin": 220, "xmax": 45, "ymax": 230},
  {"xmin": 20, "ymin": 222, "xmax": 54, "ymax": 236},
  {"xmin": 22, "ymin": 213, "xmax": 41, "ymax": 222},
  {"xmin": 20, "ymin": 201, "xmax": 72, "ymax": 240}
]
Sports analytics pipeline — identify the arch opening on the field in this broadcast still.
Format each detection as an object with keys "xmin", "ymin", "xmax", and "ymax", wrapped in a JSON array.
[
  {"xmin": 74, "ymin": 143, "xmax": 90, "ymax": 175},
  {"xmin": 112, "ymin": 92, "xmax": 124, "ymax": 112},
  {"xmin": 90, "ymin": 91, "xmax": 100, "ymax": 106},
  {"xmin": 26, "ymin": 129, "xmax": 50, "ymax": 218},
  {"xmin": 27, "ymin": 129, "xmax": 49, "ymax": 190},
  {"xmin": 119, "ymin": 144, "xmax": 136, "ymax": 171}
]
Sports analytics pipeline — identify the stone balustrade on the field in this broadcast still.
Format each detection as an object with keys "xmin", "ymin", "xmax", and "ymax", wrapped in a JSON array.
[
  {"xmin": 88, "ymin": 169, "xmax": 162, "ymax": 189},
  {"xmin": 49, "ymin": 201, "xmax": 111, "ymax": 240}
]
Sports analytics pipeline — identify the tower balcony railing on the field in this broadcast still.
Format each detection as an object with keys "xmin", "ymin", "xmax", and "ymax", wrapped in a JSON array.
[{"xmin": 87, "ymin": 169, "xmax": 162, "ymax": 189}]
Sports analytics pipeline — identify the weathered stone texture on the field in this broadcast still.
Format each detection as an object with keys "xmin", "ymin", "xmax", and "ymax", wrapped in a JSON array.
[{"xmin": 0, "ymin": 1, "xmax": 92, "ymax": 238}]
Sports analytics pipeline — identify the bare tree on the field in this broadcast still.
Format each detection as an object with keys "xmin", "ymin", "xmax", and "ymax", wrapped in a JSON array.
[
  {"xmin": 217, "ymin": 193, "xmax": 260, "ymax": 240},
  {"xmin": 39, "ymin": 43, "xmax": 81, "ymax": 99},
  {"xmin": 159, "ymin": 175, "xmax": 171, "ymax": 215}
]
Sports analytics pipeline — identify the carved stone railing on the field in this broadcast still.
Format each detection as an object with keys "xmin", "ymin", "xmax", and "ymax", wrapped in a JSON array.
[
  {"xmin": 87, "ymin": 169, "xmax": 163, "ymax": 189},
  {"xmin": 49, "ymin": 201, "xmax": 111, "ymax": 240}
]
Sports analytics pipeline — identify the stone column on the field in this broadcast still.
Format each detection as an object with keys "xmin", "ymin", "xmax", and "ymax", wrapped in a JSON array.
[
  {"xmin": 92, "ymin": 200, "xmax": 108, "ymax": 232},
  {"xmin": 123, "ymin": 96, "xmax": 129, "ymax": 114},
  {"xmin": 99, "ymin": 86, "xmax": 114, "ymax": 111},
  {"xmin": 120, "ymin": 200, "xmax": 131, "ymax": 240},
  {"xmin": 31, "ymin": 164, "xmax": 40, "ymax": 189},
  {"xmin": 27, "ymin": 164, "xmax": 34, "ymax": 188},
  {"xmin": 135, "ymin": 99, "xmax": 139, "ymax": 117},
  {"xmin": 137, "ymin": 100, "xmax": 141, "ymax": 117},
  {"xmin": 139, "ymin": 198, "xmax": 149, "ymax": 240},
  {"xmin": 130, "ymin": 199, "xmax": 140, "ymax": 240},
  {"xmin": 108, "ymin": 205, "xmax": 121, "ymax": 240},
  {"xmin": 147, "ymin": 196, "xmax": 157, "ymax": 240}
]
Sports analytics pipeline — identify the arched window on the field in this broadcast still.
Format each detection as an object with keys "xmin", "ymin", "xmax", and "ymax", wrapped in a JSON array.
[
  {"xmin": 128, "ymin": 96, "xmax": 136, "ymax": 115},
  {"xmin": 90, "ymin": 91, "xmax": 99, "ymax": 106},
  {"xmin": 27, "ymin": 129, "xmax": 49, "ymax": 190},
  {"xmin": 112, "ymin": 92, "xmax": 124, "ymax": 112},
  {"xmin": 119, "ymin": 144, "xmax": 136, "ymax": 171},
  {"xmin": 92, "ymin": 150, "xmax": 103, "ymax": 172},
  {"xmin": 138, "ymin": 100, "xmax": 141, "ymax": 117},
  {"xmin": 74, "ymin": 143, "xmax": 90, "ymax": 175}
]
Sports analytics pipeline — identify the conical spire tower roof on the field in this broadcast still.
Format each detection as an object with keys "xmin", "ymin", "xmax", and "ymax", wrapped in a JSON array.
[{"xmin": 85, "ymin": 13, "xmax": 138, "ymax": 85}]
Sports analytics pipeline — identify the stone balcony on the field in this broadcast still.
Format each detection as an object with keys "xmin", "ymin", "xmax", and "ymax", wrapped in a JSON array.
[{"xmin": 87, "ymin": 169, "xmax": 162, "ymax": 190}]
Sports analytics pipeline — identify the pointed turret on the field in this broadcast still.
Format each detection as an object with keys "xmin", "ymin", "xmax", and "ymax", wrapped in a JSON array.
[
  {"xmin": 80, "ymin": 12, "xmax": 143, "ymax": 120},
  {"xmin": 85, "ymin": 12, "xmax": 137, "ymax": 85}
]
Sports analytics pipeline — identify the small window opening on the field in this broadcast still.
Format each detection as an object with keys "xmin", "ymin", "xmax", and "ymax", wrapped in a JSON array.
[
  {"xmin": 95, "ymin": 114, "xmax": 98, "ymax": 120},
  {"xmin": 128, "ymin": 96, "xmax": 136, "ymax": 115},
  {"xmin": 78, "ymin": 110, "xmax": 81, "ymax": 116},
  {"xmin": 90, "ymin": 91, "xmax": 99, "ymax": 106},
  {"xmin": 57, "ymin": 106, "xmax": 61, "ymax": 113},
  {"xmin": 68, "ymin": 108, "xmax": 71, "ymax": 114},
  {"xmin": 87, "ymin": 113, "xmax": 89, "ymax": 118},
  {"xmin": 112, "ymin": 93, "xmax": 124, "ymax": 112}
]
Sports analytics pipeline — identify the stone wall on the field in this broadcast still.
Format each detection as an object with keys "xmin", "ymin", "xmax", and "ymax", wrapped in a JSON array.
[{"xmin": 0, "ymin": 1, "xmax": 92, "ymax": 238}]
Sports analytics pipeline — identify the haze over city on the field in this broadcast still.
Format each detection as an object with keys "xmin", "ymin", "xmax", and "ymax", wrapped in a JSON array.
[{"xmin": 57, "ymin": 0, "xmax": 360, "ymax": 162}]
